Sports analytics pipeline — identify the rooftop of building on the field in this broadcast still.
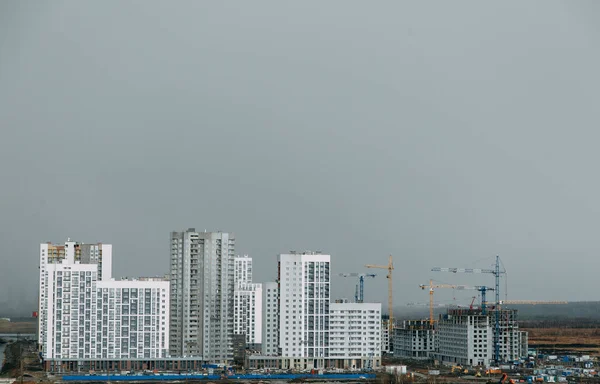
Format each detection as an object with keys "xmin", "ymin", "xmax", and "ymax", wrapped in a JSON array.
[
  {"xmin": 288, "ymin": 250, "xmax": 325, "ymax": 255},
  {"xmin": 118, "ymin": 276, "xmax": 169, "ymax": 281},
  {"xmin": 400, "ymin": 319, "xmax": 436, "ymax": 330},
  {"xmin": 445, "ymin": 307, "xmax": 518, "ymax": 316}
]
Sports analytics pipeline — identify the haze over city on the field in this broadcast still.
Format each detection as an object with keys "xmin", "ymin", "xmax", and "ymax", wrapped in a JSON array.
[{"xmin": 1, "ymin": 1, "xmax": 600, "ymax": 316}]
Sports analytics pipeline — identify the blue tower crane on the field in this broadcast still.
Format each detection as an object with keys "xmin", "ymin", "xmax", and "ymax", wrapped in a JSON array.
[
  {"xmin": 338, "ymin": 273, "xmax": 377, "ymax": 303},
  {"xmin": 431, "ymin": 255, "xmax": 505, "ymax": 364}
]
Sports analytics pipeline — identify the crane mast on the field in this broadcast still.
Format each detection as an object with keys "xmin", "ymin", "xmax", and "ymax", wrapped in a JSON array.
[
  {"xmin": 365, "ymin": 255, "xmax": 394, "ymax": 335},
  {"xmin": 338, "ymin": 273, "xmax": 376, "ymax": 303}
]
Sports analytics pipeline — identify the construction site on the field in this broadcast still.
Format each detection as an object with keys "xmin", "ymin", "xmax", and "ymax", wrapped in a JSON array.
[
  {"xmin": 379, "ymin": 255, "xmax": 596, "ymax": 383},
  {"xmin": 3, "ymin": 254, "xmax": 599, "ymax": 383}
]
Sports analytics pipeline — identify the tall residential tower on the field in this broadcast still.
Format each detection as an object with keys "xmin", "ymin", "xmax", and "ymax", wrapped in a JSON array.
[
  {"xmin": 278, "ymin": 251, "xmax": 330, "ymax": 368},
  {"xmin": 233, "ymin": 255, "xmax": 263, "ymax": 347},
  {"xmin": 169, "ymin": 230, "xmax": 235, "ymax": 363}
]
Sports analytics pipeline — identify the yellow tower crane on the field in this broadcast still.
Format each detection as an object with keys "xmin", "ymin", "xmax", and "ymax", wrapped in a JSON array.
[
  {"xmin": 365, "ymin": 255, "xmax": 394, "ymax": 334},
  {"xmin": 419, "ymin": 279, "xmax": 459, "ymax": 326},
  {"xmin": 419, "ymin": 280, "xmax": 495, "ymax": 325}
]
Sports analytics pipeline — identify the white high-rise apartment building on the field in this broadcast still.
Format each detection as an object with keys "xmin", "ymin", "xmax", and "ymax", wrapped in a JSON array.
[
  {"xmin": 169, "ymin": 230, "xmax": 235, "ymax": 363},
  {"xmin": 233, "ymin": 255, "xmax": 262, "ymax": 346},
  {"xmin": 234, "ymin": 255, "xmax": 253, "ymax": 284},
  {"xmin": 261, "ymin": 282, "xmax": 279, "ymax": 356},
  {"xmin": 233, "ymin": 284, "xmax": 263, "ymax": 346},
  {"xmin": 38, "ymin": 241, "xmax": 169, "ymax": 361},
  {"xmin": 329, "ymin": 302, "xmax": 382, "ymax": 369},
  {"xmin": 278, "ymin": 252, "xmax": 330, "ymax": 368}
]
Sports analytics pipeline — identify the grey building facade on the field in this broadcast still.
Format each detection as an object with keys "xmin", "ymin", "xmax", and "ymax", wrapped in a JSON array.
[{"xmin": 169, "ymin": 229, "xmax": 235, "ymax": 363}]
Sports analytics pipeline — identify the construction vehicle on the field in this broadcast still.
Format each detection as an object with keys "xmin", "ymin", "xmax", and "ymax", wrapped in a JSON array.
[
  {"xmin": 450, "ymin": 365, "xmax": 463, "ymax": 376},
  {"xmin": 486, "ymin": 368, "xmax": 502, "ymax": 375},
  {"xmin": 365, "ymin": 255, "xmax": 394, "ymax": 334},
  {"xmin": 337, "ymin": 273, "xmax": 376, "ymax": 303},
  {"xmin": 432, "ymin": 255, "xmax": 505, "ymax": 363},
  {"xmin": 419, "ymin": 280, "xmax": 494, "ymax": 325},
  {"xmin": 497, "ymin": 373, "xmax": 515, "ymax": 384}
]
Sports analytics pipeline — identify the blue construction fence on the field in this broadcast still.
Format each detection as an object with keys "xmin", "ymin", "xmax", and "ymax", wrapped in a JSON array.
[{"xmin": 62, "ymin": 373, "xmax": 377, "ymax": 381}]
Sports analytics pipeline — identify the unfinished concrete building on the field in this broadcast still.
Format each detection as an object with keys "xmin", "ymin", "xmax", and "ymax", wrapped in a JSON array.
[
  {"xmin": 496, "ymin": 308, "xmax": 522, "ymax": 362},
  {"xmin": 436, "ymin": 308, "xmax": 526, "ymax": 366},
  {"xmin": 393, "ymin": 320, "xmax": 436, "ymax": 360},
  {"xmin": 436, "ymin": 309, "xmax": 493, "ymax": 366}
]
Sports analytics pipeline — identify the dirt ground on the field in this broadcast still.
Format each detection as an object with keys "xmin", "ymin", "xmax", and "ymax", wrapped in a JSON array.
[{"xmin": 523, "ymin": 327, "xmax": 600, "ymax": 355}]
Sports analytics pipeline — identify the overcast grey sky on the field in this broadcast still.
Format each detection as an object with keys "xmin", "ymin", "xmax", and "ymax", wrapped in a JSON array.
[{"xmin": 1, "ymin": 1, "xmax": 599, "ymax": 315}]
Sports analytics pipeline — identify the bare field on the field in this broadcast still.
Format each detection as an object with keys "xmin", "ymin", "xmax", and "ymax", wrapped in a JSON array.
[
  {"xmin": 0, "ymin": 321, "xmax": 36, "ymax": 334},
  {"xmin": 523, "ymin": 327, "xmax": 600, "ymax": 355}
]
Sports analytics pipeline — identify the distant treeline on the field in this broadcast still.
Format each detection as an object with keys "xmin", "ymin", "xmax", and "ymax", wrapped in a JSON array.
[
  {"xmin": 395, "ymin": 301, "xmax": 600, "ymax": 325},
  {"xmin": 520, "ymin": 318, "xmax": 600, "ymax": 328},
  {"xmin": 515, "ymin": 301, "xmax": 600, "ymax": 321}
]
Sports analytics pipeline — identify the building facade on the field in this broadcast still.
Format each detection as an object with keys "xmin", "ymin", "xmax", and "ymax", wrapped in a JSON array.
[
  {"xmin": 38, "ymin": 241, "xmax": 169, "ymax": 364},
  {"xmin": 436, "ymin": 309, "xmax": 493, "ymax": 366},
  {"xmin": 234, "ymin": 255, "xmax": 253, "ymax": 284},
  {"xmin": 261, "ymin": 282, "xmax": 279, "ymax": 356},
  {"xmin": 518, "ymin": 331, "xmax": 528, "ymax": 360},
  {"xmin": 496, "ymin": 308, "xmax": 522, "ymax": 362},
  {"xmin": 436, "ymin": 308, "xmax": 526, "ymax": 366},
  {"xmin": 278, "ymin": 252, "xmax": 330, "ymax": 368},
  {"xmin": 234, "ymin": 283, "xmax": 263, "ymax": 346},
  {"xmin": 96, "ymin": 278, "xmax": 170, "ymax": 359},
  {"xmin": 233, "ymin": 256, "xmax": 263, "ymax": 347},
  {"xmin": 393, "ymin": 320, "xmax": 436, "ymax": 360},
  {"xmin": 169, "ymin": 230, "xmax": 235, "ymax": 362},
  {"xmin": 381, "ymin": 316, "xmax": 391, "ymax": 354},
  {"xmin": 329, "ymin": 302, "xmax": 382, "ymax": 369}
]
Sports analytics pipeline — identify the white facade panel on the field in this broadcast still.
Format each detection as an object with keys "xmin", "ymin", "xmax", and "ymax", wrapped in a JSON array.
[
  {"xmin": 38, "ymin": 241, "xmax": 169, "ymax": 360},
  {"xmin": 278, "ymin": 252, "xmax": 330, "ymax": 364},
  {"xmin": 329, "ymin": 302, "xmax": 382, "ymax": 368},
  {"xmin": 234, "ymin": 255, "xmax": 253, "ymax": 285},
  {"xmin": 234, "ymin": 283, "xmax": 263, "ymax": 345}
]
